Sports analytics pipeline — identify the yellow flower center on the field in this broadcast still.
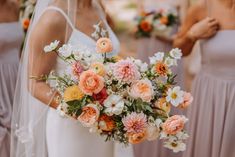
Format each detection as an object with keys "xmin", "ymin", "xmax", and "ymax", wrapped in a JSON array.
[{"xmin": 171, "ymin": 92, "xmax": 178, "ymax": 99}]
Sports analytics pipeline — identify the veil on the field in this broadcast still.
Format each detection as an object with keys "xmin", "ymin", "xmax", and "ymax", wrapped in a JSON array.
[{"xmin": 11, "ymin": 0, "xmax": 124, "ymax": 157}]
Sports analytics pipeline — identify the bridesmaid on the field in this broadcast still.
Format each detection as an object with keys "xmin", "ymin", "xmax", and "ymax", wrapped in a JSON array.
[
  {"xmin": 174, "ymin": 0, "xmax": 235, "ymax": 157},
  {"xmin": 0, "ymin": 0, "xmax": 23, "ymax": 156},
  {"xmin": 134, "ymin": 1, "xmax": 189, "ymax": 157}
]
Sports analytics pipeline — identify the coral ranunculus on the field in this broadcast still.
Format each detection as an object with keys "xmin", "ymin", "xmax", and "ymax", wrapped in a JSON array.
[
  {"xmin": 155, "ymin": 61, "xmax": 169, "ymax": 76},
  {"xmin": 140, "ymin": 20, "xmax": 152, "ymax": 32},
  {"xmin": 162, "ymin": 115, "xmax": 187, "ymax": 135},
  {"xmin": 98, "ymin": 114, "xmax": 115, "ymax": 132},
  {"xmin": 90, "ymin": 62, "xmax": 106, "ymax": 76},
  {"xmin": 96, "ymin": 37, "xmax": 113, "ymax": 53},
  {"xmin": 79, "ymin": 70, "xmax": 104, "ymax": 95},
  {"xmin": 78, "ymin": 104, "xmax": 100, "ymax": 127},
  {"xmin": 63, "ymin": 85, "xmax": 84, "ymax": 102}
]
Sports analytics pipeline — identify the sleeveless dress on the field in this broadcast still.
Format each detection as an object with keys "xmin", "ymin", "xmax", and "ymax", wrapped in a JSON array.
[
  {"xmin": 0, "ymin": 22, "xmax": 23, "ymax": 157},
  {"xmin": 182, "ymin": 30, "xmax": 235, "ymax": 157},
  {"xmin": 44, "ymin": 7, "xmax": 134, "ymax": 157}
]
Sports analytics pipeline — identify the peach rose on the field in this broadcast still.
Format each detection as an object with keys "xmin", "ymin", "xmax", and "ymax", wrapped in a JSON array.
[
  {"xmin": 98, "ymin": 114, "xmax": 115, "ymax": 132},
  {"xmin": 129, "ymin": 79, "xmax": 154, "ymax": 102},
  {"xmin": 155, "ymin": 62, "xmax": 169, "ymax": 76},
  {"xmin": 162, "ymin": 115, "xmax": 187, "ymax": 135},
  {"xmin": 90, "ymin": 62, "xmax": 106, "ymax": 76},
  {"xmin": 128, "ymin": 131, "xmax": 147, "ymax": 144},
  {"xmin": 78, "ymin": 104, "xmax": 100, "ymax": 127},
  {"xmin": 155, "ymin": 98, "xmax": 171, "ymax": 114},
  {"xmin": 96, "ymin": 37, "xmax": 113, "ymax": 53},
  {"xmin": 79, "ymin": 70, "xmax": 104, "ymax": 95},
  {"xmin": 179, "ymin": 92, "xmax": 193, "ymax": 109}
]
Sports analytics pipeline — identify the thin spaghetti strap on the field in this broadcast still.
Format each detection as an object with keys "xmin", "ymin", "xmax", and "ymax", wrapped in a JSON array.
[{"xmin": 43, "ymin": 6, "xmax": 75, "ymax": 30}]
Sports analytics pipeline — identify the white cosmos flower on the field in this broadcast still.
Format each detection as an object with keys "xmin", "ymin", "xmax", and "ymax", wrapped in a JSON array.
[
  {"xmin": 104, "ymin": 95, "xmax": 124, "ymax": 116},
  {"xmin": 58, "ymin": 44, "xmax": 73, "ymax": 57},
  {"xmin": 164, "ymin": 57, "xmax": 177, "ymax": 67},
  {"xmin": 164, "ymin": 140, "xmax": 186, "ymax": 153},
  {"xmin": 149, "ymin": 52, "xmax": 165, "ymax": 64},
  {"xmin": 170, "ymin": 48, "xmax": 182, "ymax": 60},
  {"xmin": 166, "ymin": 86, "xmax": 184, "ymax": 107},
  {"xmin": 44, "ymin": 40, "xmax": 60, "ymax": 53}
]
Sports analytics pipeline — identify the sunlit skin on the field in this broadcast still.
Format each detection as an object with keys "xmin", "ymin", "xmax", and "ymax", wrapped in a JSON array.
[
  {"xmin": 173, "ymin": 0, "xmax": 235, "ymax": 56},
  {"xmin": 29, "ymin": 0, "xmax": 110, "ymax": 109}
]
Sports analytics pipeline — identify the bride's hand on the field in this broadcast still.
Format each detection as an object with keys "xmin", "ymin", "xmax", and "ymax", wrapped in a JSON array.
[{"xmin": 187, "ymin": 17, "xmax": 219, "ymax": 40}]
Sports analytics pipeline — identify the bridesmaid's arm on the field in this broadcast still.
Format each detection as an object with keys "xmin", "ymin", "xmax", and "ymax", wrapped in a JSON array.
[
  {"xmin": 173, "ymin": 3, "xmax": 205, "ymax": 56},
  {"xmin": 177, "ymin": 0, "xmax": 189, "ymax": 23},
  {"xmin": 28, "ymin": 11, "xmax": 67, "ymax": 109}
]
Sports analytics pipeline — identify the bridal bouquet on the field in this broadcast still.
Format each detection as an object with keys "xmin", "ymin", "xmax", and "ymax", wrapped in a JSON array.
[{"xmin": 41, "ymin": 29, "xmax": 192, "ymax": 153}]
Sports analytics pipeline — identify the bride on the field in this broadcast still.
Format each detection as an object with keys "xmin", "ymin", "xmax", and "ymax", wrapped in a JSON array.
[{"xmin": 11, "ymin": 0, "xmax": 133, "ymax": 157}]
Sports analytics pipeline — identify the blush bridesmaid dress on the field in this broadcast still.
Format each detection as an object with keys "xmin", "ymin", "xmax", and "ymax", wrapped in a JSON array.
[
  {"xmin": 0, "ymin": 22, "xmax": 23, "ymax": 157},
  {"xmin": 183, "ymin": 30, "xmax": 235, "ymax": 157}
]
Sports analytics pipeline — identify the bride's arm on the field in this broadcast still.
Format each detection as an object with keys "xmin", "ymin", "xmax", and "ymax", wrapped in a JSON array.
[{"xmin": 28, "ymin": 11, "xmax": 67, "ymax": 109}]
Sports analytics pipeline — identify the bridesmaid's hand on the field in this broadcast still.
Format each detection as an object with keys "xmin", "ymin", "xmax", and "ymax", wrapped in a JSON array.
[{"xmin": 187, "ymin": 17, "xmax": 219, "ymax": 40}]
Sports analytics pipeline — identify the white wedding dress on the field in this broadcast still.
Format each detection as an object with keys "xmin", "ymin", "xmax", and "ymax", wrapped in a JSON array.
[{"xmin": 44, "ymin": 6, "xmax": 134, "ymax": 157}]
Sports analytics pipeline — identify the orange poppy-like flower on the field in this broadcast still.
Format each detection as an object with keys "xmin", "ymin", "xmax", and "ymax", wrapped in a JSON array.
[
  {"xmin": 79, "ymin": 70, "xmax": 104, "ymax": 95},
  {"xmin": 96, "ymin": 37, "xmax": 113, "ymax": 54},
  {"xmin": 160, "ymin": 16, "xmax": 169, "ymax": 25},
  {"xmin": 155, "ymin": 62, "xmax": 169, "ymax": 76},
  {"xmin": 127, "ymin": 131, "xmax": 147, "ymax": 144},
  {"xmin": 98, "ymin": 114, "xmax": 115, "ymax": 132},
  {"xmin": 22, "ymin": 18, "xmax": 30, "ymax": 30},
  {"xmin": 78, "ymin": 104, "xmax": 100, "ymax": 127},
  {"xmin": 140, "ymin": 20, "xmax": 152, "ymax": 32}
]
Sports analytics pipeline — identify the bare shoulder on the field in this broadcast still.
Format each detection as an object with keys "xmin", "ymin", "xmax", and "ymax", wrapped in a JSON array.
[{"xmin": 187, "ymin": 2, "xmax": 206, "ymax": 21}]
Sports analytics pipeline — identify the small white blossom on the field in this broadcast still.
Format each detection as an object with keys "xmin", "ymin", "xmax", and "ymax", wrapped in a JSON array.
[
  {"xmin": 104, "ymin": 95, "xmax": 124, "ymax": 116},
  {"xmin": 101, "ymin": 29, "xmax": 108, "ymax": 37},
  {"xmin": 149, "ymin": 52, "xmax": 165, "ymax": 64},
  {"xmin": 93, "ymin": 23, "xmax": 101, "ymax": 33},
  {"xmin": 44, "ymin": 40, "xmax": 60, "ymax": 53},
  {"xmin": 166, "ymin": 86, "xmax": 184, "ymax": 107},
  {"xmin": 164, "ymin": 140, "xmax": 186, "ymax": 153},
  {"xmin": 58, "ymin": 44, "xmax": 73, "ymax": 57},
  {"xmin": 134, "ymin": 59, "xmax": 148, "ymax": 72},
  {"xmin": 164, "ymin": 57, "xmax": 177, "ymax": 67},
  {"xmin": 176, "ymin": 132, "xmax": 189, "ymax": 140},
  {"xmin": 170, "ymin": 48, "xmax": 182, "ymax": 60},
  {"xmin": 155, "ymin": 118, "xmax": 163, "ymax": 128},
  {"xmin": 91, "ymin": 32, "xmax": 99, "ymax": 40}
]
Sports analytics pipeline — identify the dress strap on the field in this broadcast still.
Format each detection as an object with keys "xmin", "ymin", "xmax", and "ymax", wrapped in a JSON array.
[{"xmin": 43, "ymin": 6, "xmax": 75, "ymax": 30}]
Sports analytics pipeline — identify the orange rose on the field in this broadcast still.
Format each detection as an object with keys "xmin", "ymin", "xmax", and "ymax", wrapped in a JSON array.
[
  {"xmin": 128, "ymin": 131, "xmax": 147, "ymax": 144},
  {"xmin": 79, "ymin": 70, "xmax": 104, "ymax": 95},
  {"xmin": 155, "ymin": 62, "xmax": 169, "ymax": 76},
  {"xmin": 78, "ymin": 104, "xmax": 100, "ymax": 127},
  {"xmin": 22, "ymin": 18, "xmax": 30, "ymax": 30},
  {"xmin": 140, "ymin": 20, "xmax": 152, "ymax": 32},
  {"xmin": 96, "ymin": 37, "xmax": 113, "ymax": 53},
  {"xmin": 160, "ymin": 16, "xmax": 169, "ymax": 25},
  {"xmin": 98, "ymin": 114, "xmax": 115, "ymax": 132},
  {"xmin": 162, "ymin": 115, "xmax": 187, "ymax": 135}
]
